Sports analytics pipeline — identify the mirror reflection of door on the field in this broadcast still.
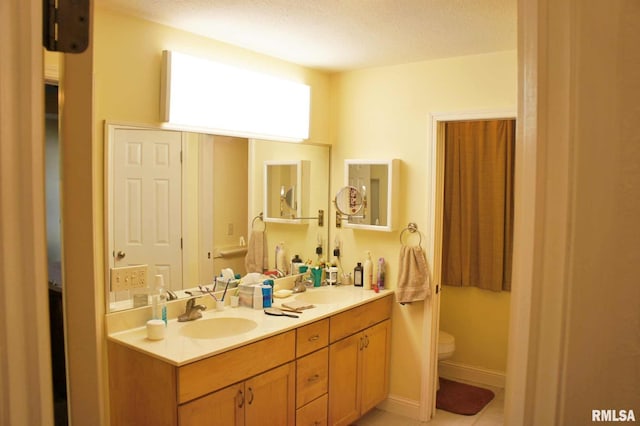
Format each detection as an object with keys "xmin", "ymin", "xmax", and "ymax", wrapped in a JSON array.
[{"xmin": 113, "ymin": 128, "xmax": 183, "ymax": 293}]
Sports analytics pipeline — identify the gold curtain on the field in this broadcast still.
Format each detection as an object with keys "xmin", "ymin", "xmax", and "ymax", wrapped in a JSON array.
[{"xmin": 442, "ymin": 119, "xmax": 515, "ymax": 292}]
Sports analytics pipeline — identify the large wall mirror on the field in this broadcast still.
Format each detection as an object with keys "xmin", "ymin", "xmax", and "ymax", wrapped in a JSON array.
[
  {"xmin": 106, "ymin": 123, "xmax": 330, "ymax": 312},
  {"xmin": 342, "ymin": 159, "xmax": 399, "ymax": 232}
]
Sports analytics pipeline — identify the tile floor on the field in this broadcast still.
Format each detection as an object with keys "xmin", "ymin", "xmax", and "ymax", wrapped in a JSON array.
[{"xmin": 354, "ymin": 383, "xmax": 504, "ymax": 426}]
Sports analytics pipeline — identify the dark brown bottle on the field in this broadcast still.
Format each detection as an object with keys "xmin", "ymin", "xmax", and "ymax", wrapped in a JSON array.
[{"xmin": 354, "ymin": 262, "xmax": 364, "ymax": 287}]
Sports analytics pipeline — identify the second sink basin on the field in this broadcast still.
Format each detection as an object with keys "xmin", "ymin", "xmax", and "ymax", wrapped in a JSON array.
[{"xmin": 180, "ymin": 317, "xmax": 258, "ymax": 339}]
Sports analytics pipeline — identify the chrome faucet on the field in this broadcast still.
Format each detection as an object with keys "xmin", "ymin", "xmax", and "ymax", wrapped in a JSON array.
[
  {"xmin": 178, "ymin": 297, "xmax": 206, "ymax": 322},
  {"xmin": 292, "ymin": 276, "xmax": 310, "ymax": 293}
]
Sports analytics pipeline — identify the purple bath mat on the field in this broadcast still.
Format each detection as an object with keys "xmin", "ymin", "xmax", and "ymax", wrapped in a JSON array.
[{"xmin": 436, "ymin": 378, "xmax": 495, "ymax": 416}]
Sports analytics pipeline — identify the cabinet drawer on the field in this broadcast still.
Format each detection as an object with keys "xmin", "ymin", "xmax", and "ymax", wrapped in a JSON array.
[
  {"xmin": 296, "ymin": 318, "xmax": 329, "ymax": 357},
  {"xmin": 178, "ymin": 330, "xmax": 295, "ymax": 403},
  {"xmin": 296, "ymin": 394, "xmax": 328, "ymax": 426},
  {"xmin": 329, "ymin": 295, "xmax": 392, "ymax": 343},
  {"xmin": 296, "ymin": 347, "xmax": 328, "ymax": 408}
]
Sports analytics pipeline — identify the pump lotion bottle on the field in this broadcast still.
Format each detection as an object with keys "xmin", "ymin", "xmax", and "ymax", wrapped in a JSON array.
[{"xmin": 363, "ymin": 251, "xmax": 373, "ymax": 290}]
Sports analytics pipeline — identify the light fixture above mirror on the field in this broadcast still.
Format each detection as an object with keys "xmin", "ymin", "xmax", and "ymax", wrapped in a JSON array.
[{"xmin": 161, "ymin": 50, "xmax": 311, "ymax": 142}]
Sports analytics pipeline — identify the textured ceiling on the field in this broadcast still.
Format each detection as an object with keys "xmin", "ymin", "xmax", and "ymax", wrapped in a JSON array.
[{"xmin": 97, "ymin": 0, "xmax": 517, "ymax": 72}]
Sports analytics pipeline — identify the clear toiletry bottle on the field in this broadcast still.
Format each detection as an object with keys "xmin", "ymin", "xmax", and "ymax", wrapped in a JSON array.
[
  {"xmin": 153, "ymin": 274, "xmax": 168, "ymax": 325},
  {"xmin": 363, "ymin": 251, "xmax": 373, "ymax": 290},
  {"xmin": 354, "ymin": 262, "xmax": 364, "ymax": 287},
  {"xmin": 377, "ymin": 258, "xmax": 386, "ymax": 291},
  {"xmin": 276, "ymin": 242, "xmax": 288, "ymax": 274}
]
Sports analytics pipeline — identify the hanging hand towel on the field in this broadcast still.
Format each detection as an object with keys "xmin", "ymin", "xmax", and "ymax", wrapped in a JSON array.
[
  {"xmin": 396, "ymin": 245, "xmax": 431, "ymax": 304},
  {"xmin": 244, "ymin": 230, "xmax": 267, "ymax": 273}
]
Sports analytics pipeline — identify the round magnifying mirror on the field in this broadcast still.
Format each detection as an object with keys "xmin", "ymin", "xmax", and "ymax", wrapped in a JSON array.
[
  {"xmin": 335, "ymin": 186, "xmax": 364, "ymax": 216},
  {"xmin": 284, "ymin": 187, "xmax": 296, "ymax": 210}
]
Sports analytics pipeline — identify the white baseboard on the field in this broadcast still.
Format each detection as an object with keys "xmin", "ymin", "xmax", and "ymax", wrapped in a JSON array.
[
  {"xmin": 373, "ymin": 362, "xmax": 505, "ymax": 421},
  {"xmin": 439, "ymin": 360, "xmax": 506, "ymax": 388},
  {"xmin": 376, "ymin": 394, "xmax": 421, "ymax": 420}
]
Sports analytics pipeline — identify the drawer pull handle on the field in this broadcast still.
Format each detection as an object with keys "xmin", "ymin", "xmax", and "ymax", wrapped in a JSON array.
[
  {"xmin": 247, "ymin": 387, "xmax": 254, "ymax": 405},
  {"xmin": 307, "ymin": 374, "xmax": 320, "ymax": 383},
  {"xmin": 364, "ymin": 335, "xmax": 370, "ymax": 348},
  {"xmin": 308, "ymin": 334, "xmax": 320, "ymax": 342},
  {"xmin": 237, "ymin": 389, "xmax": 244, "ymax": 408}
]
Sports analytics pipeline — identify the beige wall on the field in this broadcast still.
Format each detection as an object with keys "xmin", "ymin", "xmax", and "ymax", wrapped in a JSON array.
[
  {"xmin": 440, "ymin": 287, "xmax": 511, "ymax": 371},
  {"xmin": 330, "ymin": 50, "xmax": 517, "ymax": 400},
  {"xmin": 212, "ymin": 136, "xmax": 249, "ymax": 276}
]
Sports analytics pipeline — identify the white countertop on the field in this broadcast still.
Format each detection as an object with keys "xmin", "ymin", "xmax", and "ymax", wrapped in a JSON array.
[{"xmin": 108, "ymin": 285, "xmax": 393, "ymax": 366}]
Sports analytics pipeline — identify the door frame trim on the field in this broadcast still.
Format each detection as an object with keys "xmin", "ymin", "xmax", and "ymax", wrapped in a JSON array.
[{"xmin": 420, "ymin": 109, "xmax": 516, "ymax": 421}]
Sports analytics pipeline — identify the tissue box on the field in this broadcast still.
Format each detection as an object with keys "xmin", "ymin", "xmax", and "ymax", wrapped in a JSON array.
[{"xmin": 238, "ymin": 283, "xmax": 259, "ymax": 308}]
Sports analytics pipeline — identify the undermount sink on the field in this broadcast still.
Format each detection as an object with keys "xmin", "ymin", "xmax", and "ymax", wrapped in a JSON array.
[
  {"xmin": 294, "ymin": 289, "xmax": 337, "ymax": 304},
  {"xmin": 179, "ymin": 317, "xmax": 258, "ymax": 339}
]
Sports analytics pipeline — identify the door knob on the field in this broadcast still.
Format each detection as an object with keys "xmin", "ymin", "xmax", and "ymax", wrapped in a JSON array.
[{"xmin": 116, "ymin": 250, "xmax": 126, "ymax": 259}]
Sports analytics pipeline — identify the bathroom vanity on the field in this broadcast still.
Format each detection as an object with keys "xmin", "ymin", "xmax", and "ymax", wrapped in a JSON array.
[{"xmin": 107, "ymin": 287, "xmax": 392, "ymax": 426}]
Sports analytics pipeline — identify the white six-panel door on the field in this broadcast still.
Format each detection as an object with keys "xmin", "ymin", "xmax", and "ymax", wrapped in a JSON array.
[{"xmin": 113, "ymin": 128, "xmax": 183, "ymax": 291}]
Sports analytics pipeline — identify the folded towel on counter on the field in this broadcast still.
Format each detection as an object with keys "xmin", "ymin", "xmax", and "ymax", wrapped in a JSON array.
[
  {"xmin": 244, "ymin": 230, "xmax": 267, "ymax": 273},
  {"xmin": 396, "ymin": 245, "xmax": 432, "ymax": 304},
  {"xmin": 282, "ymin": 300, "xmax": 315, "ymax": 311}
]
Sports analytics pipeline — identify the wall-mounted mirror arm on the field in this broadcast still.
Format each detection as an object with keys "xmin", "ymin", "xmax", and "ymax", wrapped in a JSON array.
[{"xmin": 291, "ymin": 209, "xmax": 325, "ymax": 227}]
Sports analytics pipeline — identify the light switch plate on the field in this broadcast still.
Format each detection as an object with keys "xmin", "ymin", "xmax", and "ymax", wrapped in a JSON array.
[{"xmin": 110, "ymin": 265, "xmax": 148, "ymax": 292}]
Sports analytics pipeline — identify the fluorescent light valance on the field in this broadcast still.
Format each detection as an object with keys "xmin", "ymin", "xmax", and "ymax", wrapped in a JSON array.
[{"xmin": 161, "ymin": 50, "xmax": 311, "ymax": 142}]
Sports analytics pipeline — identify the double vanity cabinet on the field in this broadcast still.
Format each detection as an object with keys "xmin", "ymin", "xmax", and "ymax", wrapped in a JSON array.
[{"xmin": 107, "ymin": 288, "xmax": 392, "ymax": 426}]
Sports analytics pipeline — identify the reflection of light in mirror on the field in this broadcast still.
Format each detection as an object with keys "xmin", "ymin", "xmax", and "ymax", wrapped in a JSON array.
[{"xmin": 162, "ymin": 51, "xmax": 310, "ymax": 142}]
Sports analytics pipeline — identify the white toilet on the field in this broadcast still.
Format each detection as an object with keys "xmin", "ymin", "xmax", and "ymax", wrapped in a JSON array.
[
  {"xmin": 438, "ymin": 330, "xmax": 455, "ymax": 361},
  {"xmin": 437, "ymin": 331, "xmax": 455, "ymax": 388}
]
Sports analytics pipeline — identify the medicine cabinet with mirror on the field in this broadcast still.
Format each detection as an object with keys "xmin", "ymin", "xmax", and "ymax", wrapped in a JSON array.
[
  {"xmin": 105, "ymin": 124, "xmax": 330, "ymax": 312},
  {"xmin": 263, "ymin": 160, "xmax": 309, "ymax": 222},
  {"xmin": 336, "ymin": 159, "xmax": 399, "ymax": 232}
]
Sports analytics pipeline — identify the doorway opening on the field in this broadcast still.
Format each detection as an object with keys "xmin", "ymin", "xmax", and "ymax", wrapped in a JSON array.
[
  {"xmin": 421, "ymin": 110, "xmax": 515, "ymax": 421},
  {"xmin": 45, "ymin": 83, "xmax": 68, "ymax": 426}
]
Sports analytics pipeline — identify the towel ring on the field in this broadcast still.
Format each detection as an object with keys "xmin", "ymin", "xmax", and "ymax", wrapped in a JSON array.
[
  {"xmin": 400, "ymin": 222, "xmax": 422, "ymax": 247},
  {"xmin": 251, "ymin": 212, "xmax": 266, "ymax": 231}
]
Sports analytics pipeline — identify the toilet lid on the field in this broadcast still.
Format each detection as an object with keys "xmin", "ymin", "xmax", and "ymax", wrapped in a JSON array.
[
  {"xmin": 439, "ymin": 331, "xmax": 454, "ymax": 344},
  {"xmin": 438, "ymin": 331, "xmax": 455, "ymax": 353}
]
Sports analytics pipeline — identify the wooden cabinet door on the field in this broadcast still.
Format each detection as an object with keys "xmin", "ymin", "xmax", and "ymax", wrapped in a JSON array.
[
  {"xmin": 178, "ymin": 382, "xmax": 244, "ymax": 426},
  {"xmin": 296, "ymin": 394, "xmax": 328, "ymax": 426},
  {"xmin": 245, "ymin": 362, "xmax": 295, "ymax": 426},
  {"xmin": 360, "ymin": 320, "xmax": 391, "ymax": 414},
  {"xmin": 328, "ymin": 332, "xmax": 362, "ymax": 426}
]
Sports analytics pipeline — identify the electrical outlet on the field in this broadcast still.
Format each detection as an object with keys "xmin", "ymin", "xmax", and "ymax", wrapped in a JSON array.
[{"xmin": 110, "ymin": 265, "xmax": 148, "ymax": 292}]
